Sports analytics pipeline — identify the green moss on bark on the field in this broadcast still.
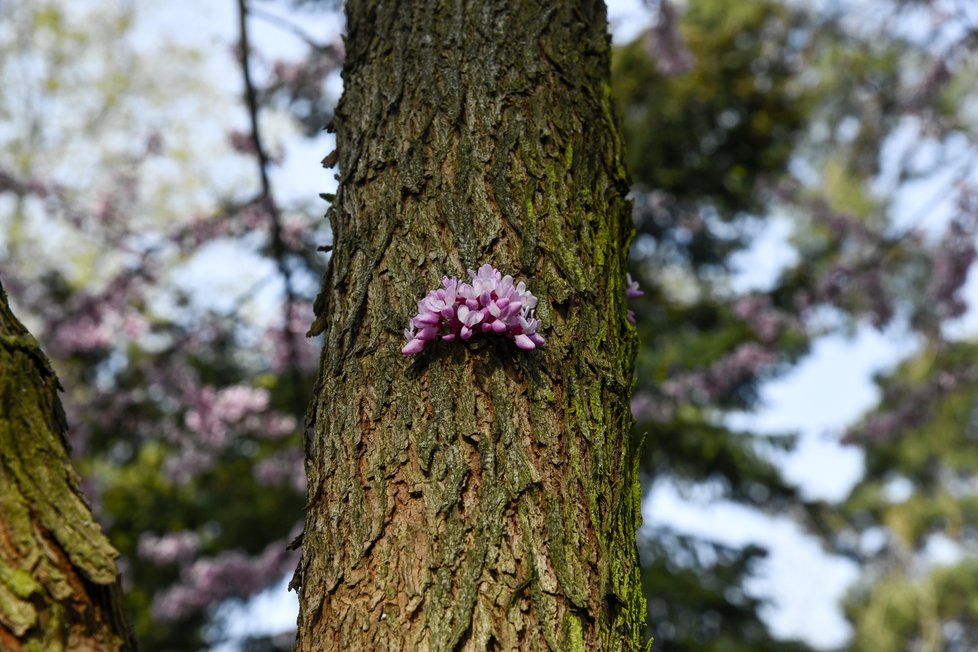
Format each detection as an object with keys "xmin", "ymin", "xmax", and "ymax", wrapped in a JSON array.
[{"xmin": 0, "ymin": 281, "xmax": 134, "ymax": 650}]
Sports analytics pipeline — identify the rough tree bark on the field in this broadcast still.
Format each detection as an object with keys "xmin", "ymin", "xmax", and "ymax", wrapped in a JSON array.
[
  {"xmin": 0, "ymin": 281, "xmax": 135, "ymax": 651},
  {"xmin": 293, "ymin": 1, "xmax": 647, "ymax": 649}
]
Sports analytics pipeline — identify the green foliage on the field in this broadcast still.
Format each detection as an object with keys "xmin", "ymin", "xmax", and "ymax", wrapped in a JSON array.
[
  {"xmin": 831, "ymin": 342, "xmax": 978, "ymax": 650},
  {"xmin": 641, "ymin": 533, "xmax": 811, "ymax": 652},
  {"xmin": 614, "ymin": 1, "xmax": 820, "ymax": 648},
  {"xmin": 613, "ymin": 0, "xmax": 808, "ymax": 217},
  {"xmin": 615, "ymin": 0, "xmax": 978, "ymax": 648}
]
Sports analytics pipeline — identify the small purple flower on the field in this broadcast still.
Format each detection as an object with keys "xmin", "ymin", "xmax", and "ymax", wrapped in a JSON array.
[
  {"xmin": 401, "ymin": 264, "xmax": 546, "ymax": 354},
  {"xmin": 626, "ymin": 273, "xmax": 644, "ymax": 324},
  {"xmin": 513, "ymin": 309, "xmax": 546, "ymax": 350},
  {"xmin": 401, "ymin": 335, "xmax": 426, "ymax": 355},
  {"xmin": 626, "ymin": 274, "xmax": 644, "ymax": 300},
  {"xmin": 456, "ymin": 305, "xmax": 484, "ymax": 339}
]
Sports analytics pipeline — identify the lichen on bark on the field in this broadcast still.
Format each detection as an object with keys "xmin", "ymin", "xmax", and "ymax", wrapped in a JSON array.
[
  {"xmin": 294, "ymin": 1, "xmax": 647, "ymax": 649},
  {"xmin": 0, "ymin": 280, "xmax": 135, "ymax": 651}
]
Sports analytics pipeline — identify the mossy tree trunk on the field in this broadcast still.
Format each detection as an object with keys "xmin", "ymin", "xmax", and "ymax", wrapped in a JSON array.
[
  {"xmin": 0, "ymin": 281, "xmax": 135, "ymax": 651},
  {"xmin": 293, "ymin": 1, "xmax": 646, "ymax": 649}
]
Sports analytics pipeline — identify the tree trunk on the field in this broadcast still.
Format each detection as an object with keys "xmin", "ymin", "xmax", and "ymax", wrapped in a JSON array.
[
  {"xmin": 0, "ymin": 281, "xmax": 135, "ymax": 651},
  {"xmin": 293, "ymin": 1, "xmax": 646, "ymax": 649}
]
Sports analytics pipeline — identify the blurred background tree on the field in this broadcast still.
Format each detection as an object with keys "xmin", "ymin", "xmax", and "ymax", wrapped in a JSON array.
[
  {"xmin": 616, "ymin": 2, "xmax": 816, "ymax": 647},
  {"xmin": 619, "ymin": 0, "xmax": 978, "ymax": 650},
  {"xmin": 0, "ymin": 1, "xmax": 338, "ymax": 648},
  {"xmin": 2, "ymin": 0, "xmax": 978, "ymax": 650}
]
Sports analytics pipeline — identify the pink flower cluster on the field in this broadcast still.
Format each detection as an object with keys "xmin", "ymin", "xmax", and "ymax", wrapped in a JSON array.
[
  {"xmin": 138, "ymin": 531, "xmax": 200, "ymax": 565},
  {"xmin": 151, "ymin": 540, "xmax": 298, "ymax": 621},
  {"xmin": 402, "ymin": 264, "xmax": 545, "ymax": 354},
  {"xmin": 183, "ymin": 384, "xmax": 270, "ymax": 447}
]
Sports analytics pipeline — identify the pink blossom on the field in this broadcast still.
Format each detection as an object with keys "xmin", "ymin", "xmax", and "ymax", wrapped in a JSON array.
[
  {"xmin": 626, "ymin": 273, "xmax": 644, "ymax": 324},
  {"xmin": 151, "ymin": 541, "xmax": 298, "ymax": 621},
  {"xmin": 228, "ymin": 129, "xmax": 256, "ymax": 154},
  {"xmin": 845, "ymin": 364, "xmax": 978, "ymax": 444},
  {"xmin": 626, "ymin": 273, "xmax": 645, "ymax": 300},
  {"xmin": 54, "ymin": 314, "xmax": 114, "ymax": 352},
  {"xmin": 261, "ymin": 413, "xmax": 298, "ymax": 439},
  {"xmin": 164, "ymin": 448, "xmax": 214, "ymax": 485},
  {"xmin": 630, "ymin": 391, "xmax": 675, "ymax": 424},
  {"xmin": 145, "ymin": 131, "xmax": 163, "ymax": 156},
  {"xmin": 138, "ymin": 531, "xmax": 201, "ymax": 565},
  {"xmin": 733, "ymin": 294, "xmax": 796, "ymax": 343},
  {"xmin": 272, "ymin": 60, "xmax": 304, "ymax": 85},
  {"xmin": 184, "ymin": 384, "xmax": 271, "ymax": 447},
  {"xmin": 254, "ymin": 448, "xmax": 305, "ymax": 492},
  {"xmin": 121, "ymin": 312, "xmax": 151, "ymax": 338},
  {"xmin": 644, "ymin": 0, "xmax": 695, "ymax": 76},
  {"xmin": 401, "ymin": 264, "xmax": 545, "ymax": 354},
  {"xmin": 270, "ymin": 300, "xmax": 319, "ymax": 372},
  {"xmin": 213, "ymin": 385, "xmax": 270, "ymax": 421},
  {"xmin": 928, "ymin": 212, "xmax": 977, "ymax": 321},
  {"xmin": 662, "ymin": 343, "xmax": 777, "ymax": 403}
]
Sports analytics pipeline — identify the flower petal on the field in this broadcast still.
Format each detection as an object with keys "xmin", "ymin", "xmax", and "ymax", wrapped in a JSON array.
[{"xmin": 402, "ymin": 338, "xmax": 426, "ymax": 354}]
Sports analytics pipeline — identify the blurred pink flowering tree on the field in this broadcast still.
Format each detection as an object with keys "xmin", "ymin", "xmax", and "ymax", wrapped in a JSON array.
[{"xmin": 0, "ymin": 0, "xmax": 339, "ymax": 648}]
